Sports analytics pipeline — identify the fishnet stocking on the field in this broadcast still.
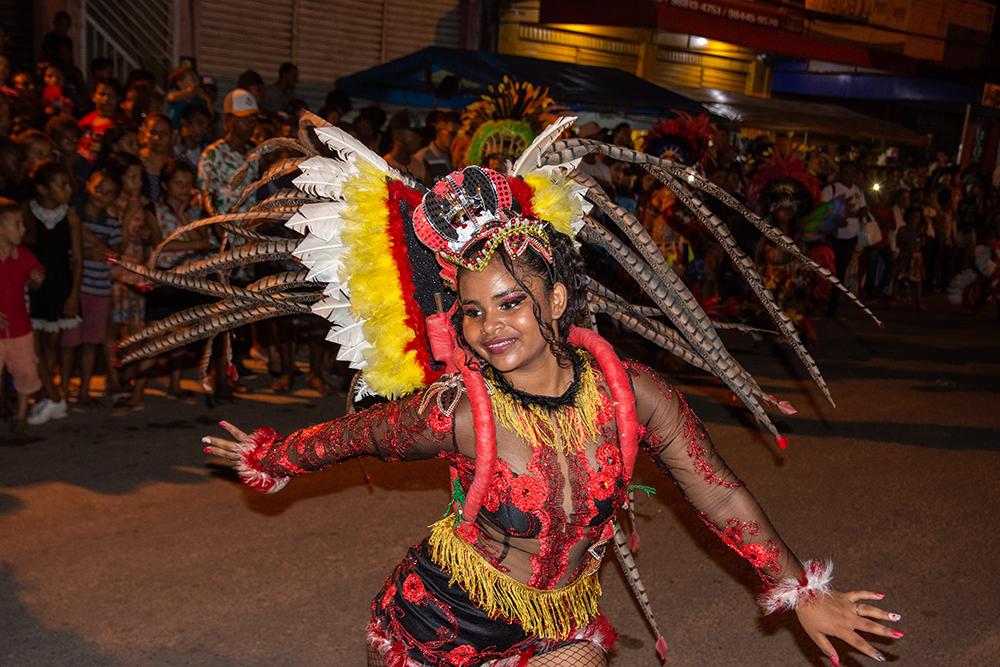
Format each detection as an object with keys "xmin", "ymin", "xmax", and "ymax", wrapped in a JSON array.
[
  {"xmin": 366, "ymin": 639, "xmax": 607, "ymax": 666},
  {"xmin": 366, "ymin": 641, "xmax": 390, "ymax": 667},
  {"xmin": 528, "ymin": 641, "xmax": 608, "ymax": 666}
]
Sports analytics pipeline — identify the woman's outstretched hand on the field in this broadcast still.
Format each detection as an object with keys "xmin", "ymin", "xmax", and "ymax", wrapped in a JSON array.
[
  {"xmin": 796, "ymin": 589, "xmax": 903, "ymax": 664},
  {"xmin": 201, "ymin": 421, "xmax": 248, "ymax": 469}
]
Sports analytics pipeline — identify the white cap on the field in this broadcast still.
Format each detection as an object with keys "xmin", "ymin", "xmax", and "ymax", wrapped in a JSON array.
[{"xmin": 224, "ymin": 88, "xmax": 258, "ymax": 117}]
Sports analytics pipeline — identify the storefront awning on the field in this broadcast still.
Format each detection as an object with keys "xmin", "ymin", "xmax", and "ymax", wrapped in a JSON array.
[
  {"xmin": 670, "ymin": 86, "xmax": 926, "ymax": 145},
  {"xmin": 335, "ymin": 47, "xmax": 706, "ymax": 116}
]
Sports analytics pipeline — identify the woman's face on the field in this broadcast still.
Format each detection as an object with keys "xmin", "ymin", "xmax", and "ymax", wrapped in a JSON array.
[
  {"xmin": 773, "ymin": 205, "xmax": 794, "ymax": 225},
  {"xmin": 458, "ymin": 255, "xmax": 566, "ymax": 375},
  {"xmin": 122, "ymin": 164, "xmax": 143, "ymax": 196},
  {"xmin": 143, "ymin": 117, "xmax": 172, "ymax": 154},
  {"xmin": 166, "ymin": 170, "xmax": 194, "ymax": 201}
]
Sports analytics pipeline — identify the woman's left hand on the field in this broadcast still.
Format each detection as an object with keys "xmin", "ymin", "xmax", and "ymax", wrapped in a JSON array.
[{"xmin": 795, "ymin": 589, "xmax": 903, "ymax": 664}]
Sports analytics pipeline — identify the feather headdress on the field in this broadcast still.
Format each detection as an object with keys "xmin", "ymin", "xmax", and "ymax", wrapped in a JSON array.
[{"xmin": 116, "ymin": 110, "xmax": 879, "ymax": 664}]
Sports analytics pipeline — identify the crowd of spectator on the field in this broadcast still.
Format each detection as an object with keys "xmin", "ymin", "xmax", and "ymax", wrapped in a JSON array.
[{"xmin": 1, "ymin": 13, "xmax": 999, "ymax": 433}]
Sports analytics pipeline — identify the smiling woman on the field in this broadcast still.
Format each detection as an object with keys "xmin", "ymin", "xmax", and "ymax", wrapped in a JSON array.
[{"xmin": 118, "ymin": 111, "xmax": 901, "ymax": 666}]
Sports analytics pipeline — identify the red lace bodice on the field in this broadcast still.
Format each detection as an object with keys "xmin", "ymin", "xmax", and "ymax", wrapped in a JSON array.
[{"xmin": 247, "ymin": 360, "xmax": 800, "ymax": 591}]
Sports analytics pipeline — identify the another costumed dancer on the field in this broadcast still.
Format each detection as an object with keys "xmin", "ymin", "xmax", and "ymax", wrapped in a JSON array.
[
  {"xmin": 117, "ymin": 113, "xmax": 900, "ymax": 666},
  {"xmin": 450, "ymin": 76, "xmax": 567, "ymax": 172},
  {"xmin": 747, "ymin": 148, "xmax": 825, "ymax": 343},
  {"xmin": 638, "ymin": 111, "xmax": 719, "ymax": 272}
]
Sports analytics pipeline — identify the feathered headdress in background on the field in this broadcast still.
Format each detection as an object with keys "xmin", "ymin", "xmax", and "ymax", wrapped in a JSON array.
[
  {"xmin": 747, "ymin": 147, "xmax": 822, "ymax": 219},
  {"xmin": 452, "ymin": 76, "xmax": 568, "ymax": 169},
  {"xmin": 642, "ymin": 110, "xmax": 718, "ymax": 168}
]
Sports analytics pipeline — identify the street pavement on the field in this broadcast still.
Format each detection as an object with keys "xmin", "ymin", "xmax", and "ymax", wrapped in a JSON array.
[{"xmin": 1, "ymin": 295, "xmax": 998, "ymax": 666}]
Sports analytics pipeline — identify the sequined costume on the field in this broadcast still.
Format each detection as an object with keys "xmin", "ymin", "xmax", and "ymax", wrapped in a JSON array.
[
  {"xmin": 116, "ymin": 110, "xmax": 876, "ymax": 665},
  {"xmin": 236, "ymin": 355, "xmax": 798, "ymax": 665}
]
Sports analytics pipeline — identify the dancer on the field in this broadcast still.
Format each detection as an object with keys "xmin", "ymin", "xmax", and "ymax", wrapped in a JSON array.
[{"xmin": 121, "ymin": 114, "xmax": 898, "ymax": 666}]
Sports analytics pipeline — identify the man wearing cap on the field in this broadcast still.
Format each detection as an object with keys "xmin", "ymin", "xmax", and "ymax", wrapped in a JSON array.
[
  {"xmin": 197, "ymin": 88, "xmax": 259, "ymax": 217},
  {"xmin": 383, "ymin": 109, "xmax": 429, "ymax": 186}
]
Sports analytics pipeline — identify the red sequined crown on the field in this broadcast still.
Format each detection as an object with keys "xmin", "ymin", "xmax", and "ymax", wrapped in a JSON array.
[{"xmin": 412, "ymin": 166, "xmax": 552, "ymax": 286}]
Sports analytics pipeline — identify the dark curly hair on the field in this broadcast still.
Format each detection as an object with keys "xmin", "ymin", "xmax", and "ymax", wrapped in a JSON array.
[{"xmin": 453, "ymin": 224, "xmax": 589, "ymax": 369}]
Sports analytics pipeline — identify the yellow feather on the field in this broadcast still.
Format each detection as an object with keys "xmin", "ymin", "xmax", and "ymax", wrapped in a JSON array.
[
  {"xmin": 339, "ymin": 163, "xmax": 425, "ymax": 397},
  {"xmin": 524, "ymin": 172, "xmax": 581, "ymax": 238}
]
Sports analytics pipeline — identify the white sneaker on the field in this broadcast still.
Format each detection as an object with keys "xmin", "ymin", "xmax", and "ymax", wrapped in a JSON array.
[
  {"xmin": 26, "ymin": 399, "xmax": 55, "ymax": 425},
  {"xmin": 50, "ymin": 399, "xmax": 68, "ymax": 420}
]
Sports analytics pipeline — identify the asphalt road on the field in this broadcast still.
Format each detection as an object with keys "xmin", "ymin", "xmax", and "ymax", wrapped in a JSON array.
[{"xmin": 2, "ymin": 295, "xmax": 998, "ymax": 667}]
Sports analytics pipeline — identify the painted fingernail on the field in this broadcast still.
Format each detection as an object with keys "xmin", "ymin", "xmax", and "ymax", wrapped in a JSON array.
[
  {"xmin": 873, "ymin": 651, "xmax": 886, "ymax": 662},
  {"xmin": 203, "ymin": 446, "xmax": 212, "ymax": 454},
  {"xmin": 201, "ymin": 437, "xmax": 212, "ymax": 444},
  {"xmin": 875, "ymin": 592, "xmax": 886, "ymax": 599},
  {"xmin": 829, "ymin": 656, "xmax": 840, "ymax": 666},
  {"xmin": 891, "ymin": 630, "xmax": 905, "ymax": 639},
  {"xmin": 218, "ymin": 420, "xmax": 229, "ymax": 427},
  {"xmin": 888, "ymin": 612, "xmax": 901, "ymax": 622}
]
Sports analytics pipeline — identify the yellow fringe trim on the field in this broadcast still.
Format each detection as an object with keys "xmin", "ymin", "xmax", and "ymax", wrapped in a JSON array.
[
  {"xmin": 340, "ymin": 162, "xmax": 426, "ymax": 398},
  {"xmin": 428, "ymin": 515, "xmax": 601, "ymax": 639},
  {"xmin": 524, "ymin": 171, "xmax": 582, "ymax": 239},
  {"xmin": 485, "ymin": 353, "xmax": 600, "ymax": 453}
]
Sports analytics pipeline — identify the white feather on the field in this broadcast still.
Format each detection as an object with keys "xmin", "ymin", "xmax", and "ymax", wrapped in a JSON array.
[
  {"xmin": 286, "ymin": 201, "xmax": 349, "ymax": 239},
  {"xmin": 293, "ymin": 156, "xmax": 354, "ymax": 200},
  {"xmin": 310, "ymin": 290, "xmax": 351, "ymax": 319},
  {"xmin": 512, "ymin": 116, "xmax": 577, "ymax": 176},
  {"xmin": 312, "ymin": 126, "xmax": 400, "ymax": 177}
]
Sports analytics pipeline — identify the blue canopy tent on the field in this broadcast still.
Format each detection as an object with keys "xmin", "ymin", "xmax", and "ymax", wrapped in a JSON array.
[{"xmin": 335, "ymin": 47, "xmax": 706, "ymax": 117}]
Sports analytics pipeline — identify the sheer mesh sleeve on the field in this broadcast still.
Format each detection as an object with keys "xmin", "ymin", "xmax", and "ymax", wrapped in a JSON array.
[
  {"xmin": 626, "ymin": 362, "xmax": 801, "ymax": 586},
  {"xmin": 237, "ymin": 380, "xmax": 461, "ymax": 492}
]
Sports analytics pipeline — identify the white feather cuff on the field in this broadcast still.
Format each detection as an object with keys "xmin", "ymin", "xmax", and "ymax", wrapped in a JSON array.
[
  {"xmin": 757, "ymin": 559, "xmax": 834, "ymax": 614},
  {"xmin": 234, "ymin": 427, "xmax": 291, "ymax": 494}
]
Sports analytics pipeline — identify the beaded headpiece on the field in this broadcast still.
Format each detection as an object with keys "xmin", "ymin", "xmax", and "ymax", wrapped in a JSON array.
[{"xmin": 412, "ymin": 166, "xmax": 553, "ymax": 287}]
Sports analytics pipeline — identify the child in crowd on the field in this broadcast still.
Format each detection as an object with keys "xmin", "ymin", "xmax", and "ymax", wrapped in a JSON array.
[
  {"xmin": 77, "ymin": 79, "xmax": 122, "ymax": 165},
  {"xmin": 136, "ymin": 159, "xmax": 210, "ymax": 404},
  {"xmin": 42, "ymin": 64, "xmax": 73, "ymax": 117},
  {"xmin": 139, "ymin": 113, "xmax": 173, "ymax": 201},
  {"xmin": 165, "ymin": 66, "xmax": 211, "ymax": 129},
  {"xmin": 0, "ymin": 138, "xmax": 25, "ymax": 199},
  {"xmin": 15, "ymin": 128, "xmax": 55, "ymax": 170},
  {"xmin": 45, "ymin": 114, "xmax": 89, "ymax": 192},
  {"xmin": 0, "ymin": 198, "xmax": 45, "ymax": 432},
  {"xmin": 25, "ymin": 161, "xmax": 81, "ymax": 422},
  {"xmin": 174, "ymin": 104, "xmax": 211, "ymax": 167},
  {"xmin": 106, "ymin": 152, "xmax": 159, "ymax": 412},
  {"xmin": 98, "ymin": 124, "xmax": 140, "ymax": 163},
  {"xmin": 62, "ymin": 169, "xmax": 122, "ymax": 403},
  {"xmin": 896, "ymin": 205, "xmax": 926, "ymax": 310}
]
